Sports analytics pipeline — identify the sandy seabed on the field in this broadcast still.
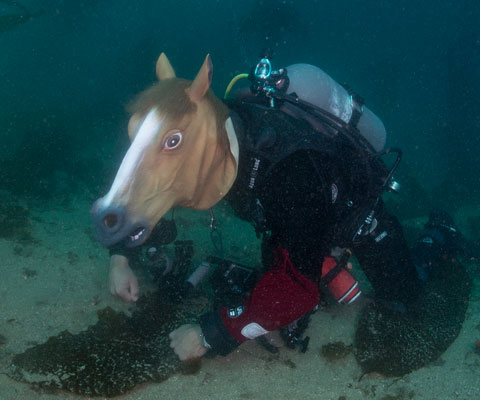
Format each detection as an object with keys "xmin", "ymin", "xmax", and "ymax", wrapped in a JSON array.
[{"xmin": 1, "ymin": 193, "xmax": 479, "ymax": 400}]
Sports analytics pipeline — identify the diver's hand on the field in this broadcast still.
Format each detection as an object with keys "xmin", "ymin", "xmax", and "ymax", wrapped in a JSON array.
[
  {"xmin": 109, "ymin": 255, "xmax": 139, "ymax": 302},
  {"xmin": 169, "ymin": 324, "xmax": 209, "ymax": 360}
]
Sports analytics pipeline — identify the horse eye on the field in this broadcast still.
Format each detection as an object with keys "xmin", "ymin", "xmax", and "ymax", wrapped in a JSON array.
[{"xmin": 164, "ymin": 132, "xmax": 182, "ymax": 150}]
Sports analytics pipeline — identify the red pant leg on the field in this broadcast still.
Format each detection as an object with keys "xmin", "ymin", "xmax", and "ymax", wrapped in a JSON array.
[{"xmin": 219, "ymin": 248, "xmax": 320, "ymax": 343}]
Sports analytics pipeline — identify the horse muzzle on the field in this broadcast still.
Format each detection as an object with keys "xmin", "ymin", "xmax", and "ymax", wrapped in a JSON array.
[{"xmin": 91, "ymin": 200, "xmax": 150, "ymax": 248}]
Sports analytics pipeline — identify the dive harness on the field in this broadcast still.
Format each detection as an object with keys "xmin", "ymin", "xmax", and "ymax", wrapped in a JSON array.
[{"xmin": 223, "ymin": 52, "xmax": 402, "ymax": 245}]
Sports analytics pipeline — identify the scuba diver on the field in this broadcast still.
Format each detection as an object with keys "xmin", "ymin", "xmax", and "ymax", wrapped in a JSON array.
[{"xmin": 106, "ymin": 51, "xmax": 470, "ymax": 361}]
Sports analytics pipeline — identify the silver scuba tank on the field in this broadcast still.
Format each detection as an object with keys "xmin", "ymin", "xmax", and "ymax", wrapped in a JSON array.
[{"xmin": 286, "ymin": 63, "xmax": 386, "ymax": 151}]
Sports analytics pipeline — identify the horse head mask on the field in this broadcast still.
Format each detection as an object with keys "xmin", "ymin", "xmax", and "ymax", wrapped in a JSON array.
[{"xmin": 91, "ymin": 54, "xmax": 238, "ymax": 247}]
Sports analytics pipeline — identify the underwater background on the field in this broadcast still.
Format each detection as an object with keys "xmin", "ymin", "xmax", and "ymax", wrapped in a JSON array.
[
  {"xmin": 1, "ymin": 0, "xmax": 479, "ymax": 212},
  {"xmin": 1, "ymin": 1, "xmax": 480, "ymax": 399}
]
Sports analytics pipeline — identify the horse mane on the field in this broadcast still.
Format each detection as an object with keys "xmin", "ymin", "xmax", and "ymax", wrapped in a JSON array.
[{"xmin": 126, "ymin": 79, "xmax": 229, "ymax": 147}]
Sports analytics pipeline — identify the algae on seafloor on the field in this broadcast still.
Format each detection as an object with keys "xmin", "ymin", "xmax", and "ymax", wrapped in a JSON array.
[
  {"xmin": 8, "ymin": 291, "xmax": 201, "ymax": 397},
  {"xmin": 355, "ymin": 258, "xmax": 470, "ymax": 377}
]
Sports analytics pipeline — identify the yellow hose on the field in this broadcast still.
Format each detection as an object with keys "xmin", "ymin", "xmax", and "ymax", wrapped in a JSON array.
[{"xmin": 224, "ymin": 73, "xmax": 249, "ymax": 99}]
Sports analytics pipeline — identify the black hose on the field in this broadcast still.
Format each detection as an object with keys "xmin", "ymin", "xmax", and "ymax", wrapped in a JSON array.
[{"xmin": 375, "ymin": 148, "xmax": 402, "ymax": 189}]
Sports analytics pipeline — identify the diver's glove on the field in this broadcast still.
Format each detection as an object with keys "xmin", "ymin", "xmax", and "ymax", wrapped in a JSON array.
[
  {"xmin": 413, "ymin": 210, "xmax": 467, "ymax": 281},
  {"xmin": 424, "ymin": 210, "xmax": 465, "ymax": 255}
]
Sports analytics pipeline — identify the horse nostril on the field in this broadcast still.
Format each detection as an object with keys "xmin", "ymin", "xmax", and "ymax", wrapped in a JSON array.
[
  {"xmin": 104, "ymin": 213, "xmax": 119, "ymax": 228},
  {"xmin": 92, "ymin": 203, "xmax": 126, "ymax": 239}
]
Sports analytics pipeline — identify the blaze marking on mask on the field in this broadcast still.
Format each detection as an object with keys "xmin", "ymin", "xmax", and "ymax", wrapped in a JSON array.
[{"xmin": 103, "ymin": 108, "xmax": 163, "ymax": 207}]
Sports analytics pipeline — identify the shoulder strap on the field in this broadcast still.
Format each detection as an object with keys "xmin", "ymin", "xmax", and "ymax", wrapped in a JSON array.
[{"xmin": 225, "ymin": 100, "xmax": 389, "ymax": 239}]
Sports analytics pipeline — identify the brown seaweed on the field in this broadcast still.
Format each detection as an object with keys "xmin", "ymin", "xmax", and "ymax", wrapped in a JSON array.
[
  {"xmin": 355, "ymin": 258, "xmax": 470, "ymax": 376},
  {"xmin": 8, "ymin": 291, "xmax": 199, "ymax": 397}
]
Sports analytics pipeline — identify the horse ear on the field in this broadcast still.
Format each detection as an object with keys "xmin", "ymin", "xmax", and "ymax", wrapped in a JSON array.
[
  {"xmin": 156, "ymin": 53, "xmax": 176, "ymax": 80},
  {"xmin": 187, "ymin": 54, "xmax": 213, "ymax": 102}
]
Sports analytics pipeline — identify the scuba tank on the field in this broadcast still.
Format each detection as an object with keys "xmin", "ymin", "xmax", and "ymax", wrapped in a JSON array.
[
  {"xmin": 232, "ymin": 50, "xmax": 387, "ymax": 152},
  {"xmin": 285, "ymin": 63, "xmax": 386, "ymax": 152}
]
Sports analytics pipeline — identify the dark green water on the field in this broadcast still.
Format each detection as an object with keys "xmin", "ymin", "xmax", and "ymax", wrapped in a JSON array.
[{"xmin": 1, "ymin": 0, "xmax": 479, "ymax": 213}]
